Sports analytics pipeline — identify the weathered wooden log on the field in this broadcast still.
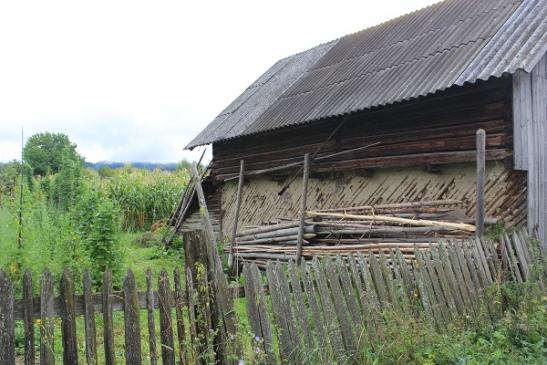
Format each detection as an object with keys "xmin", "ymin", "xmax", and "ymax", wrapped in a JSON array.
[
  {"xmin": 315, "ymin": 199, "xmax": 462, "ymax": 213},
  {"xmin": 236, "ymin": 233, "xmax": 316, "ymax": 245},
  {"xmin": 307, "ymin": 211, "xmax": 476, "ymax": 232},
  {"xmin": 237, "ymin": 221, "xmax": 305, "ymax": 237},
  {"xmin": 237, "ymin": 226, "xmax": 316, "ymax": 241}
]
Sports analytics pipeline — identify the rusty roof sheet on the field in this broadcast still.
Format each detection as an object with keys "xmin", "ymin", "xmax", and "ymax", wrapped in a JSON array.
[{"xmin": 187, "ymin": 0, "xmax": 547, "ymax": 149}]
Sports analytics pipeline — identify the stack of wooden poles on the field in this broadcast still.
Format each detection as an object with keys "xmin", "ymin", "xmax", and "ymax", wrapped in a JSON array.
[{"xmin": 229, "ymin": 200, "xmax": 477, "ymax": 268}]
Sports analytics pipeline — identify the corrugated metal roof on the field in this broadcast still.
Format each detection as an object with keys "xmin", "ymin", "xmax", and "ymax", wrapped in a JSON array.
[{"xmin": 187, "ymin": 0, "xmax": 547, "ymax": 149}]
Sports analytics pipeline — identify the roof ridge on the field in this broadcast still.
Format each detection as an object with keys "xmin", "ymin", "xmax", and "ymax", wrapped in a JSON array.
[{"xmin": 307, "ymin": 0, "xmax": 520, "ymax": 74}]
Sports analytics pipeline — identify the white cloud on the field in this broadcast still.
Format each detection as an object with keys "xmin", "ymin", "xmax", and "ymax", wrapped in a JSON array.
[{"xmin": 0, "ymin": 0, "xmax": 438, "ymax": 163}]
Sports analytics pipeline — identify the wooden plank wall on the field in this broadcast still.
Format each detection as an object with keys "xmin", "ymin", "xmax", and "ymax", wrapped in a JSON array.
[
  {"xmin": 513, "ymin": 51, "xmax": 547, "ymax": 249},
  {"xmin": 220, "ymin": 162, "xmax": 526, "ymax": 239},
  {"xmin": 212, "ymin": 78, "xmax": 512, "ymax": 180}
]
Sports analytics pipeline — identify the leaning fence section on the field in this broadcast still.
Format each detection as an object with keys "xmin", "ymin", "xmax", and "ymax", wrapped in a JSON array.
[{"xmin": 242, "ymin": 229, "xmax": 543, "ymax": 364}]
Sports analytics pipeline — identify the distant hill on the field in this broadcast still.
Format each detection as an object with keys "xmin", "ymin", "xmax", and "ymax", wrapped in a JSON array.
[{"xmin": 85, "ymin": 161, "xmax": 178, "ymax": 171}]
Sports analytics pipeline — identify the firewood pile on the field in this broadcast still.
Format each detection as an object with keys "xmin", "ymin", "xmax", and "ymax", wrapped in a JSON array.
[{"xmin": 228, "ymin": 199, "xmax": 478, "ymax": 268}]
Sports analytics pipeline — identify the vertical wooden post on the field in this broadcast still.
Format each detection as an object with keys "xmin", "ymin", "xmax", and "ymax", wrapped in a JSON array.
[
  {"xmin": 173, "ymin": 268, "xmax": 187, "ymax": 365},
  {"xmin": 60, "ymin": 270, "xmax": 78, "ymax": 365},
  {"xmin": 102, "ymin": 269, "xmax": 116, "ymax": 365},
  {"xmin": 123, "ymin": 270, "xmax": 141, "ymax": 365},
  {"xmin": 0, "ymin": 270, "xmax": 15, "ymax": 365},
  {"xmin": 228, "ymin": 159, "xmax": 245, "ymax": 271},
  {"xmin": 476, "ymin": 129, "xmax": 486, "ymax": 237},
  {"xmin": 158, "ymin": 270, "xmax": 175, "ymax": 365},
  {"xmin": 40, "ymin": 269, "xmax": 55, "ymax": 365},
  {"xmin": 83, "ymin": 270, "xmax": 98, "ymax": 365},
  {"xmin": 145, "ymin": 269, "xmax": 158, "ymax": 365},
  {"xmin": 22, "ymin": 271, "xmax": 35, "ymax": 365},
  {"xmin": 296, "ymin": 153, "xmax": 310, "ymax": 264}
]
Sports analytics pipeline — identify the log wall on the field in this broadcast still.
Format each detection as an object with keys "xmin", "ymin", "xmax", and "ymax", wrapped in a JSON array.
[{"xmin": 212, "ymin": 78, "xmax": 513, "ymax": 180}]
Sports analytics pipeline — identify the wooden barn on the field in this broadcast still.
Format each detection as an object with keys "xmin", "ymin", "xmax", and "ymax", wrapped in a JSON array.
[{"xmin": 171, "ymin": 0, "xmax": 547, "ymax": 265}]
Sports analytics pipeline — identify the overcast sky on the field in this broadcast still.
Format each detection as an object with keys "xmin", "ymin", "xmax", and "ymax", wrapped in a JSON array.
[{"xmin": 0, "ymin": 0, "xmax": 438, "ymax": 163}]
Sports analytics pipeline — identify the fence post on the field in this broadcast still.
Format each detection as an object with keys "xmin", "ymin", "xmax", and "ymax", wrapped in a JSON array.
[
  {"xmin": 22, "ymin": 271, "xmax": 35, "ymax": 365},
  {"xmin": 229, "ymin": 159, "xmax": 245, "ymax": 272},
  {"xmin": 123, "ymin": 270, "xmax": 141, "ymax": 365},
  {"xmin": 83, "ymin": 270, "xmax": 98, "ymax": 365},
  {"xmin": 145, "ymin": 269, "xmax": 158, "ymax": 365},
  {"xmin": 40, "ymin": 269, "xmax": 55, "ymax": 365},
  {"xmin": 476, "ymin": 129, "xmax": 486, "ymax": 237},
  {"xmin": 102, "ymin": 269, "xmax": 115, "ymax": 365},
  {"xmin": 60, "ymin": 269, "xmax": 78, "ymax": 364},
  {"xmin": 296, "ymin": 153, "xmax": 310, "ymax": 264},
  {"xmin": 0, "ymin": 270, "xmax": 15, "ymax": 365},
  {"xmin": 158, "ymin": 270, "xmax": 175, "ymax": 365}
]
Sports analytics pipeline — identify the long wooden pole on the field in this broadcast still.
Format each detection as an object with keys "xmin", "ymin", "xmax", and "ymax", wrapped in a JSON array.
[
  {"xmin": 307, "ymin": 211, "xmax": 476, "ymax": 232},
  {"xmin": 296, "ymin": 153, "xmax": 310, "ymax": 264},
  {"xmin": 476, "ymin": 129, "xmax": 486, "ymax": 237},
  {"xmin": 229, "ymin": 160, "xmax": 245, "ymax": 271}
]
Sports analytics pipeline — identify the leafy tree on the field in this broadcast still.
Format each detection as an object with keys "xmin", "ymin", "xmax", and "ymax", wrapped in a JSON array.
[
  {"xmin": 23, "ymin": 132, "xmax": 83, "ymax": 176},
  {"xmin": 50, "ymin": 153, "xmax": 83, "ymax": 210}
]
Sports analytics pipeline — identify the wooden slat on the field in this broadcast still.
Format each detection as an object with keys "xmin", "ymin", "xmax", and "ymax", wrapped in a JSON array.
[
  {"xmin": 356, "ymin": 252, "xmax": 380, "ymax": 317},
  {"xmin": 185, "ymin": 268, "xmax": 198, "ymax": 341},
  {"xmin": 123, "ymin": 270, "xmax": 141, "ymax": 364},
  {"xmin": 287, "ymin": 261, "xmax": 313, "ymax": 349},
  {"xmin": 0, "ymin": 270, "xmax": 15, "ymax": 365},
  {"xmin": 228, "ymin": 159, "xmax": 245, "ymax": 270},
  {"xmin": 325, "ymin": 257, "xmax": 356, "ymax": 353},
  {"xmin": 83, "ymin": 270, "xmax": 98, "ymax": 365},
  {"xmin": 40, "ymin": 269, "xmax": 55, "ymax": 365},
  {"xmin": 60, "ymin": 270, "xmax": 78, "ymax": 364},
  {"xmin": 173, "ymin": 268, "xmax": 187, "ymax": 365},
  {"xmin": 102, "ymin": 269, "xmax": 115, "ymax": 365},
  {"xmin": 22, "ymin": 271, "xmax": 34, "ymax": 365},
  {"xmin": 335, "ymin": 256, "xmax": 363, "ymax": 339},
  {"xmin": 300, "ymin": 264, "xmax": 329, "ymax": 358},
  {"xmin": 274, "ymin": 262, "xmax": 299, "ymax": 361},
  {"xmin": 265, "ymin": 262, "xmax": 292, "ymax": 363},
  {"xmin": 367, "ymin": 252, "xmax": 389, "ymax": 308},
  {"xmin": 158, "ymin": 270, "xmax": 175, "ymax": 365},
  {"xmin": 243, "ymin": 264, "xmax": 275, "ymax": 364},
  {"xmin": 145, "ymin": 270, "xmax": 158, "ymax": 365},
  {"xmin": 311, "ymin": 258, "xmax": 345, "ymax": 361}
]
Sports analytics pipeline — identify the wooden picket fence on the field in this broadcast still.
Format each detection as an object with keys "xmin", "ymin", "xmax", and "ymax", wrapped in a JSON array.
[
  {"xmin": 0, "ymin": 229, "xmax": 543, "ymax": 364},
  {"xmin": 0, "ymin": 268, "xmax": 199, "ymax": 365},
  {"xmin": 242, "ymin": 229, "xmax": 543, "ymax": 364}
]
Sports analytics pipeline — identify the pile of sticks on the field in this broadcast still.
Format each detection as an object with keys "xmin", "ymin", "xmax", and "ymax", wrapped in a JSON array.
[{"xmin": 229, "ymin": 199, "xmax": 478, "ymax": 267}]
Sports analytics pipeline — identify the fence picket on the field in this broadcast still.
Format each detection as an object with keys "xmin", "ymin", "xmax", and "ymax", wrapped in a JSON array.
[
  {"xmin": 102, "ymin": 269, "xmax": 116, "ymax": 365},
  {"xmin": 265, "ymin": 262, "xmax": 292, "ymax": 363},
  {"xmin": 300, "ymin": 264, "xmax": 329, "ymax": 359},
  {"xmin": 0, "ymin": 270, "xmax": 15, "ymax": 365},
  {"xmin": 145, "ymin": 270, "xmax": 158, "ymax": 365},
  {"xmin": 60, "ymin": 269, "xmax": 78, "ymax": 364},
  {"xmin": 325, "ymin": 257, "xmax": 356, "ymax": 353},
  {"xmin": 158, "ymin": 270, "xmax": 175, "ymax": 365},
  {"xmin": 311, "ymin": 257, "xmax": 345, "ymax": 361},
  {"xmin": 368, "ymin": 252, "xmax": 389, "ymax": 308},
  {"xmin": 83, "ymin": 270, "xmax": 98, "ymax": 365},
  {"xmin": 124, "ymin": 270, "xmax": 142, "ymax": 365},
  {"xmin": 22, "ymin": 271, "xmax": 34, "ymax": 365},
  {"xmin": 40, "ymin": 269, "xmax": 55, "ymax": 365},
  {"xmin": 335, "ymin": 256, "xmax": 363, "ymax": 340},
  {"xmin": 173, "ymin": 268, "xmax": 187, "ymax": 365},
  {"xmin": 287, "ymin": 261, "xmax": 313, "ymax": 349},
  {"xmin": 274, "ymin": 262, "xmax": 299, "ymax": 362}
]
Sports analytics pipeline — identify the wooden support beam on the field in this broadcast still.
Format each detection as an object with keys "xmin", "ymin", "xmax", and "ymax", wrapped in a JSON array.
[
  {"xmin": 296, "ymin": 153, "xmax": 310, "ymax": 264},
  {"xmin": 229, "ymin": 160, "xmax": 245, "ymax": 271},
  {"xmin": 476, "ymin": 129, "xmax": 486, "ymax": 237}
]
